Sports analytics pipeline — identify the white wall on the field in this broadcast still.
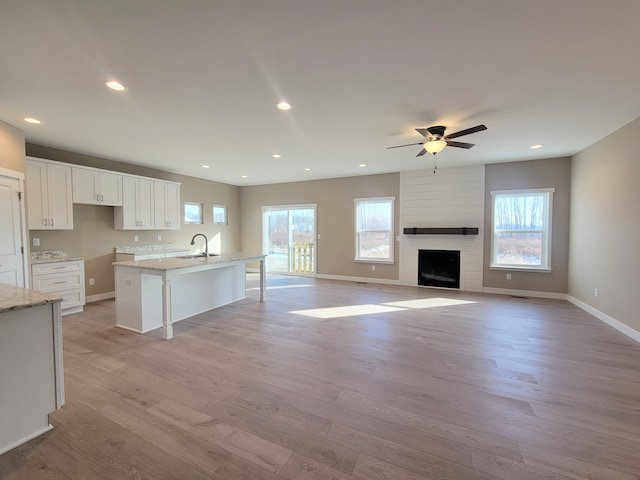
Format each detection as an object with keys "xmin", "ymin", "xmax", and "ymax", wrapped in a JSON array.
[{"xmin": 399, "ymin": 166, "xmax": 484, "ymax": 291}]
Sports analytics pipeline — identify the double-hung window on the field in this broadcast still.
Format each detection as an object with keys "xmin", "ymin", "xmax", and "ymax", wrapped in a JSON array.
[
  {"xmin": 490, "ymin": 188, "xmax": 554, "ymax": 271},
  {"xmin": 354, "ymin": 196, "xmax": 395, "ymax": 263}
]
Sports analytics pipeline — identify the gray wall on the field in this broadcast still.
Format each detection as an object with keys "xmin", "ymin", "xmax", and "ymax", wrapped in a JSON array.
[
  {"xmin": 26, "ymin": 144, "xmax": 241, "ymax": 298},
  {"xmin": 240, "ymin": 174, "xmax": 400, "ymax": 280},
  {"xmin": 484, "ymin": 157, "xmax": 571, "ymax": 293},
  {"xmin": 569, "ymin": 117, "xmax": 640, "ymax": 333},
  {"xmin": 0, "ymin": 120, "xmax": 25, "ymax": 173}
]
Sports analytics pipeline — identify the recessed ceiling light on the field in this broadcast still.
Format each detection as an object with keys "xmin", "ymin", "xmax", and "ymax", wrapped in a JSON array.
[
  {"xmin": 531, "ymin": 144, "xmax": 544, "ymax": 149},
  {"xmin": 202, "ymin": 165, "xmax": 210, "ymax": 169},
  {"xmin": 277, "ymin": 101, "xmax": 291, "ymax": 110},
  {"xmin": 272, "ymin": 154, "xmax": 281, "ymax": 159},
  {"xmin": 105, "ymin": 80, "xmax": 126, "ymax": 91},
  {"xmin": 241, "ymin": 175, "xmax": 248, "ymax": 178},
  {"xmin": 359, "ymin": 163, "xmax": 366, "ymax": 167},
  {"xmin": 304, "ymin": 168, "xmax": 311, "ymax": 171},
  {"xmin": 24, "ymin": 117, "xmax": 41, "ymax": 124}
]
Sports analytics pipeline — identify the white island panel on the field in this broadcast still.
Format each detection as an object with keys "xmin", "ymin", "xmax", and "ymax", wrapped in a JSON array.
[{"xmin": 114, "ymin": 253, "xmax": 265, "ymax": 339}]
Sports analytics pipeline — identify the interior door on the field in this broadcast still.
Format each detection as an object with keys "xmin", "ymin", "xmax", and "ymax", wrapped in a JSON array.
[{"xmin": 0, "ymin": 173, "xmax": 26, "ymax": 286}]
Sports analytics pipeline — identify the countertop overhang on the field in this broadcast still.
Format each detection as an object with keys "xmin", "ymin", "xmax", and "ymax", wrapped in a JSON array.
[
  {"xmin": 112, "ymin": 252, "xmax": 265, "ymax": 272},
  {"xmin": 0, "ymin": 282, "xmax": 63, "ymax": 313}
]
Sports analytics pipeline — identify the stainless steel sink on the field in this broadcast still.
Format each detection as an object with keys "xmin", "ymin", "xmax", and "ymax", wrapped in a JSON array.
[{"xmin": 175, "ymin": 254, "xmax": 219, "ymax": 259}]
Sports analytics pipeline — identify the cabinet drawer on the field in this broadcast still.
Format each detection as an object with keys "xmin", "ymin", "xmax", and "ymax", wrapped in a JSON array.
[
  {"xmin": 58, "ymin": 289, "xmax": 83, "ymax": 309},
  {"xmin": 32, "ymin": 261, "xmax": 82, "ymax": 275},
  {"xmin": 33, "ymin": 272, "xmax": 83, "ymax": 292}
]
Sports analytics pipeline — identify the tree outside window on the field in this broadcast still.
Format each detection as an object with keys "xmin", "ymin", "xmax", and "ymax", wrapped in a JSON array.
[
  {"xmin": 355, "ymin": 197, "xmax": 395, "ymax": 263},
  {"xmin": 491, "ymin": 188, "xmax": 554, "ymax": 270}
]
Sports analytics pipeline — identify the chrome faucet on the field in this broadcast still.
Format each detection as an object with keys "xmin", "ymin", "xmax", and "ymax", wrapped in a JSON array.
[{"xmin": 190, "ymin": 233, "xmax": 209, "ymax": 257}]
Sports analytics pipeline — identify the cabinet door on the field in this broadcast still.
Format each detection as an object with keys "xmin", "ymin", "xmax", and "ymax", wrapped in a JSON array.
[
  {"xmin": 26, "ymin": 160, "xmax": 49, "ymax": 229},
  {"xmin": 99, "ymin": 171, "xmax": 123, "ymax": 206},
  {"xmin": 46, "ymin": 163, "xmax": 74, "ymax": 230},
  {"xmin": 137, "ymin": 178, "xmax": 154, "ymax": 229},
  {"xmin": 165, "ymin": 183, "xmax": 180, "ymax": 230},
  {"xmin": 72, "ymin": 167, "xmax": 100, "ymax": 204},
  {"xmin": 153, "ymin": 181, "xmax": 168, "ymax": 229},
  {"xmin": 119, "ymin": 175, "xmax": 139, "ymax": 229}
]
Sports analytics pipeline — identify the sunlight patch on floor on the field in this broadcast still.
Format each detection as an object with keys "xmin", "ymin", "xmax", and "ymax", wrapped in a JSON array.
[
  {"xmin": 290, "ymin": 304, "xmax": 405, "ymax": 319},
  {"xmin": 383, "ymin": 298, "xmax": 476, "ymax": 309},
  {"xmin": 249, "ymin": 284, "xmax": 315, "ymax": 291},
  {"xmin": 289, "ymin": 297, "xmax": 476, "ymax": 319}
]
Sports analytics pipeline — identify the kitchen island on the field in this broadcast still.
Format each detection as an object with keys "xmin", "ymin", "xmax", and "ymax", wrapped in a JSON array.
[
  {"xmin": 0, "ymin": 283, "xmax": 64, "ymax": 455},
  {"xmin": 113, "ymin": 252, "xmax": 265, "ymax": 340}
]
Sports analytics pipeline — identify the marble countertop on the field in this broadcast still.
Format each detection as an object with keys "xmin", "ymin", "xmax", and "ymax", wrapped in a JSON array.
[
  {"xmin": 115, "ymin": 244, "xmax": 190, "ymax": 255},
  {"xmin": 113, "ymin": 252, "xmax": 265, "ymax": 271},
  {"xmin": 31, "ymin": 250, "xmax": 84, "ymax": 264},
  {"xmin": 0, "ymin": 282, "xmax": 63, "ymax": 313}
]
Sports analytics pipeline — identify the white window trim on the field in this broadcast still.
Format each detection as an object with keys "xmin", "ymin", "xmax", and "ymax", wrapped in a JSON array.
[
  {"xmin": 490, "ymin": 188, "xmax": 554, "ymax": 272},
  {"xmin": 212, "ymin": 204, "xmax": 228, "ymax": 225},
  {"xmin": 184, "ymin": 202, "xmax": 203, "ymax": 224},
  {"xmin": 354, "ymin": 196, "xmax": 395, "ymax": 264}
]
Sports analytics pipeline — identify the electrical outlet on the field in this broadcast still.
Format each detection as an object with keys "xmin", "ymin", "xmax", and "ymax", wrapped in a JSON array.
[
  {"xmin": 32, "ymin": 237, "xmax": 40, "ymax": 247},
  {"xmin": 88, "ymin": 278, "xmax": 95, "ymax": 286},
  {"xmin": 157, "ymin": 234, "xmax": 162, "ymax": 241},
  {"xmin": 594, "ymin": 288, "xmax": 599, "ymax": 297},
  {"xmin": 134, "ymin": 235, "xmax": 139, "ymax": 242},
  {"xmin": 506, "ymin": 273, "xmax": 512, "ymax": 280},
  {"xmin": 371, "ymin": 265, "xmax": 376, "ymax": 271}
]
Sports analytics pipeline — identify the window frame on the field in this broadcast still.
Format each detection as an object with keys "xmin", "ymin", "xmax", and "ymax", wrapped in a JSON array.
[
  {"xmin": 212, "ymin": 204, "xmax": 228, "ymax": 225},
  {"xmin": 184, "ymin": 202, "xmax": 203, "ymax": 225},
  {"xmin": 354, "ymin": 196, "xmax": 395, "ymax": 264},
  {"xmin": 490, "ymin": 188, "xmax": 554, "ymax": 272}
]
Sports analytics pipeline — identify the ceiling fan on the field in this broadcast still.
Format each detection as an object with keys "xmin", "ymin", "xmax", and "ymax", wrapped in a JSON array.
[{"xmin": 387, "ymin": 124, "xmax": 488, "ymax": 157}]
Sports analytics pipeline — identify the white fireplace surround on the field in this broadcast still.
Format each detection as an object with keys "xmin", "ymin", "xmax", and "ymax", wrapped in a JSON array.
[{"xmin": 399, "ymin": 166, "xmax": 485, "ymax": 292}]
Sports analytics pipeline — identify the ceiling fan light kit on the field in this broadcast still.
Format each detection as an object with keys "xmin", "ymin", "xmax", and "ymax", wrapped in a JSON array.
[{"xmin": 424, "ymin": 139, "xmax": 447, "ymax": 154}]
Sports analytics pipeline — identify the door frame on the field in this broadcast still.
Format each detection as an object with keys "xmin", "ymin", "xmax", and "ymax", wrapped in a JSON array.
[
  {"xmin": 262, "ymin": 203, "xmax": 317, "ymax": 276},
  {"xmin": 0, "ymin": 167, "xmax": 29, "ymax": 288}
]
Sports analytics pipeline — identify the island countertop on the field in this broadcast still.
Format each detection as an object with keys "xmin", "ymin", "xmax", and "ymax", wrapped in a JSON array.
[
  {"xmin": 0, "ymin": 282, "xmax": 63, "ymax": 313},
  {"xmin": 112, "ymin": 252, "xmax": 265, "ymax": 271}
]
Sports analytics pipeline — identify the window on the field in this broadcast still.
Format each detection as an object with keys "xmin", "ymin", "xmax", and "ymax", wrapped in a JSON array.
[
  {"xmin": 184, "ymin": 202, "xmax": 203, "ymax": 224},
  {"xmin": 213, "ymin": 205, "xmax": 228, "ymax": 225},
  {"xmin": 355, "ymin": 197, "xmax": 395, "ymax": 263},
  {"xmin": 490, "ymin": 188, "xmax": 554, "ymax": 271}
]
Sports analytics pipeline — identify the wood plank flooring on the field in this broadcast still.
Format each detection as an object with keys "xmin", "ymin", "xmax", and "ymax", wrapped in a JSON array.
[{"xmin": 2, "ymin": 274, "xmax": 640, "ymax": 479}]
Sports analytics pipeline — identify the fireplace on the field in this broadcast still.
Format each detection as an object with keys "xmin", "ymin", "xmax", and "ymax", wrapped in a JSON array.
[{"xmin": 418, "ymin": 249, "xmax": 460, "ymax": 288}]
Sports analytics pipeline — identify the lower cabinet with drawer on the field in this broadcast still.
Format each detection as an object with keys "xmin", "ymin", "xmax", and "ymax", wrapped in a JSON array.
[{"xmin": 32, "ymin": 260, "xmax": 86, "ymax": 315}]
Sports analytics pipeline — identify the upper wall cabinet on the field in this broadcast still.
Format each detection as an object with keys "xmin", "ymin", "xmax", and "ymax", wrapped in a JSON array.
[
  {"xmin": 72, "ymin": 166, "xmax": 123, "ymax": 206},
  {"xmin": 114, "ymin": 175, "xmax": 155, "ymax": 230},
  {"xmin": 26, "ymin": 158, "xmax": 74, "ymax": 230},
  {"xmin": 154, "ymin": 181, "xmax": 180, "ymax": 230}
]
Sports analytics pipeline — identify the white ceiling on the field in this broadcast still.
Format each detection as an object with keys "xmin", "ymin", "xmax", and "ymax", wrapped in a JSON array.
[{"xmin": 2, "ymin": 1, "xmax": 639, "ymax": 186}]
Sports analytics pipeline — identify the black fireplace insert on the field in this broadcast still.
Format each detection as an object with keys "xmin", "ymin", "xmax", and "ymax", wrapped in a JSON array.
[{"xmin": 418, "ymin": 249, "xmax": 460, "ymax": 288}]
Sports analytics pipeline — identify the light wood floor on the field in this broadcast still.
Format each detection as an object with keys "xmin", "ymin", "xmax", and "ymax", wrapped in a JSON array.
[{"xmin": 2, "ymin": 275, "xmax": 640, "ymax": 479}]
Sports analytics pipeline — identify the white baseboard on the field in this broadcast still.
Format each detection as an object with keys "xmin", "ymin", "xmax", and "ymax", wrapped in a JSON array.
[
  {"xmin": 568, "ymin": 295, "xmax": 640, "ymax": 344},
  {"xmin": 316, "ymin": 273, "xmax": 402, "ymax": 286},
  {"xmin": 86, "ymin": 291, "xmax": 115, "ymax": 303},
  {"xmin": 482, "ymin": 287, "xmax": 568, "ymax": 300},
  {"xmin": 0, "ymin": 424, "xmax": 53, "ymax": 456}
]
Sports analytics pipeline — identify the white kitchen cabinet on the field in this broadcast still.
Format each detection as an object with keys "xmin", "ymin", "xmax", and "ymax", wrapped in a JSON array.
[
  {"xmin": 26, "ymin": 158, "xmax": 73, "ymax": 230},
  {"xmin": 114, "ymin": 175, "xmax": 154, "ymax": 230},
  {"xmin": 72, "ymin": 166, "xmax": 123, "ymax": 206},
  {"xmin": 153, "ymin": 180, "xmax": 181, "ymax": 230},
  {"xmin": 32, "ymin": 259, "xmax": 86, "ymax": 315}
]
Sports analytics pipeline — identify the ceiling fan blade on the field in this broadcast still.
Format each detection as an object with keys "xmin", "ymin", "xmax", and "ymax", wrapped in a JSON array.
[
  {"xmin": 415, "ymin": 128, "xmax": 430, "ymax": 138},
  {"xmin": 446, "ymin": 140, "xmax": 475, "ymax": 149},
  {"xmin": 387, "ymin": 142, "xmax": 424, "ymax": 149},
  {"xmin": 444, "ymin": 124, "xmax": 487, "ymax": 140},
  {"xmin": 416, "ymin": 148, "xmax": 427, "ymax": 157}
]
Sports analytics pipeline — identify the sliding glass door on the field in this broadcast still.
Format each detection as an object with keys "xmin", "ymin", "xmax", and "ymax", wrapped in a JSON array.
[{"xmin": 263, "ymin": 204, "xmax": 316, "ymax": 275}]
